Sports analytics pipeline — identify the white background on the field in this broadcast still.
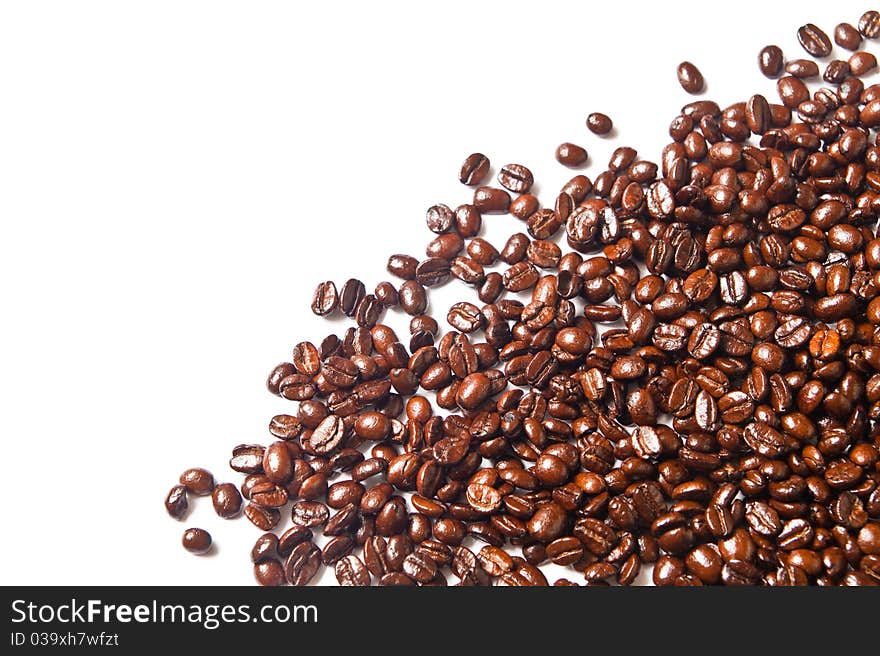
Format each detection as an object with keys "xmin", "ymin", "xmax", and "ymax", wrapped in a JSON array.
[{"xmin": 0, "ymin": 1, "xmax": 874, "ymax": 585}]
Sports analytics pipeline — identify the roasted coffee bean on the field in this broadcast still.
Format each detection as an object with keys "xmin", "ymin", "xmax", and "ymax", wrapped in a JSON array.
[
  {"xmin": 587, "ymin": 112, "xmax": 613, "ymax": 135},
  {"xmin": 212, "ymin": 482, "xmax": 243, "ymax": 519},
  {"xmin": 180, "ymin": 468, "xmax": 214, "ymax": 496},
  {"xmin": 759, "ymin": 45, "xmax": 784, "ymax": 78},
  {"xmin": 388, "ymin": 254, "xmax": 418, "ymax": 280},
  {"xmin": 285, "ymin": 541, "xmax": 322, "ymax": 586},
  {"xmin": 797, "ymin": 23, "xmax": 832, "ymax": 57},
  {"xmin": 498, "ymin": 163, "xmax": 534, "ymax": 193},
  {"xmin": 474, "ymin": 186, "xmax": 511, "ymax": 213},
  {"xmin": 677, "ymin": 61, "xmax": 705, "ymax": 94},
  {"xmin": 426, "ymin": 204, "xmax": 454, "ymax": 234},
  {"xmin": 311, "ymin": 281, "xmax": 338, "ymax": 316},
  {"xmin": 181, "ymin": 528, "xmax": 212, "ymax": 555},
  {"xmin": 556, "ymin": 143, "xmax": 588, "ymax": 167},
  {"xmin": 339, "ymin": 279, "xmax": 366, "ymax": 317},
  {"xmin": 335, "ymin": 554, "xmax": 371, "ymax": 586},
  {"xmin": 292, "ymin": 501, "xmax": 330, "ymax": 528},
  {"xmin": 460, "ymin": 153, "xmax": 490, "ymax": 186},
  {"xmin": 836, "ymin": 22, "xmax": 862, "ymax": 50},
  {"xmin": 165, "ymin": 485, "xmax": 188, "ymax": 520},
  {"xmin": 859, "ymin": 10, "xmax": 880, "ymax": 38}
]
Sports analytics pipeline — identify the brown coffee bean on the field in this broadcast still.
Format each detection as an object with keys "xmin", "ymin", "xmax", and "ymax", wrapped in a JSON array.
[
  {"xmin": 836, "ymin": 22, "xmax": 862, "ymax": 49},
  {"xmin": 179, "ymin": 468, "xmax": 214, "ymax": 496},
  {"xmin": 587, "ymin": 112, "xmax": 613, "ymax": 135},
  {"xmin": 474, "ymin": 186, "xmax": 510, "ymax": 213},
  {"xmin": 498, "ymin": 163, "xmax": 534, "ymax": 193},
  {"xmin": 181, "ymin": 528, "xmax": 212, "ymax": 555},
  {"xmin": 212, "ymin": 482, "xmax": 243, "ymax": 519},
  {"xmin": 677, "ymin": 61, "xmax": 705, "ymax": 94},
  {"xmin": 311, "ymin": 281, "xmax": 338, "ymax": 316},
  {"xmin": 859, "ymin": 10, "xmax": 880, "ymax": 38},
  {"xmin": 556, "ymin": 143, "xmax": 588, "ymax": 167},
  {"xmin": 797, "ymin": 23, "xmax": 832, "ymax": 57},
  {"xmin": 759, "ymin": 45, "xmax": 784, "ymax": 78},
  {"xmin": 460, "ymin": 153, "xmax": 489, "ymax": 185},
  {"xmin": 165, "ymin": 485, "xmax": 188, "ymax": 520}
]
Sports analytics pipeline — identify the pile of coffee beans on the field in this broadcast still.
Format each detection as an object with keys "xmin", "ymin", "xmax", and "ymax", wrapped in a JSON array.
[{"xmin": 165, "ymin": 11, "xmax": 880, "ymax": 586}]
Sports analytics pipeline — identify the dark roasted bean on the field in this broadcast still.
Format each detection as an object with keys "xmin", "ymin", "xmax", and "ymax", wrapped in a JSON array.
[
  {"xmin": 181, "ymin": 528, "xmax": 212, "ymax": 555},
  {"xmin": 556, "ymin": 143, "xmax": 589, "ymax": 167},
  {"xmin": 677, "ymin": 61, "xmax": 705, "ymax": 94}
]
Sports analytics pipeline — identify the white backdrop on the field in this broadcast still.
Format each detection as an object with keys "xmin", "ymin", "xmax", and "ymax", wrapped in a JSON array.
[{"xmin": 0, "ymin": 1, "xmax": 873, "ymax": 584}]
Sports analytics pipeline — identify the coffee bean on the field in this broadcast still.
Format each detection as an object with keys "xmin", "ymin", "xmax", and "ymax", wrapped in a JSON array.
[
  {"xmin": 677, "ymin": 61, "xmax": 705, "ymax": 93},
  {"xmin": 425, "ymin": 204, "xmax": 454, "ymax": 234},
  {"xmin": 850, "ymin": 51, "xmax": 878, "ymax": 76},
  {"xmin": 498, "ymin": 163, "xmax": 534, "ymax": 193},
  {"xmin": 859, "ymin": 10, "xmax": 880, "ymax": 38},
  {"xmin": 836, "ymin": 22, "xmax": 862, "ymax": 49},
  {"xmin": 339, "ymin": 278, "xmax": 366, "ymax": 317},
  {"xmin": 759, "ymin": 45, "xmax": 784, "ymax": 77},
  {"xmin": 587, "ymin": 112, "xmax": 613, "ymax": 135},
  {"xmin": 555, "ymin": 143, "xmax": 588, "ymax": 167},
  {"xmin": 797, "ymin": 23, "xmax": 832, "ymax": 57},
  {"xmin": 165, "ymin": 485, "xmax": 188, "ymax": 519},
  {"xmin": 253, "ymin": 560, "xmax": 285, "ymax": 586},
  {"xmin": 416, "ymin": 258, "xmax": 451, "ymax": 287},
  {"xmin": 284, "ymin": 541, "xmax": 322, "ymax": 586},
  {"xmin": 335, "ymin": 554, "xmax": 371, "ymax": 586},
  {"xmin": 292, "ymin": 501, "xmax": 330, "ymax": 528},
  {"xmin": 786, "ymin": 59, "xmax": 820, "ymax": 78},
  {"xmin": 179, "ymin": 468, "xmax": 214, "ymax": 496},
  {"xmin": 182, "ymin": 528, "xmax": 212, "ymax": 554},
  {"xmin": 474, "ymin": 186, "xmax": 511, "ymax": 213},
  {"xmin": 244, "ymin": 504, "xmax": 280, "ymax": 531},
  {"xmin": 311, "ymin": 281, "xmax": 338, "ymax": 316},
  {"xmin": 212, "ymin": 482, "xmax": 243, "ymax": 519},
  {"xmin": 460, "ymin": 153, "xmax": 490, "ymax": 186},
  {"xmin": 387, "ymin": 254, "xmax": 418, "ymax": 280}
]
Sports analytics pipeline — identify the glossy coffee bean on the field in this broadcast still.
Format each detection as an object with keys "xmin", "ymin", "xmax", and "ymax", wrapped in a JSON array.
[{"xmin": 182, "ymin": 528, "xmax": 212, "ymax": 555}]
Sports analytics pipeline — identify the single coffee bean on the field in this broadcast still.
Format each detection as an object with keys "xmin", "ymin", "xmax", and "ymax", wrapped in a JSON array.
[
  {"xmin": 587, "ymin": 112, "xmax": 613, "ymax": 135},
  {"xmin": 859, "ymin": 10, "xmax": 880, "ymax": 38},
  {"xmin": 284, "ymin": 541, "xmax": 322, "ymax": 586},
  {"xmin": 181, "ymin": 528, "xmax": 212, "ymax": 555},
  {"xmin": 179, "ymin": 468, "xmax": 214, "ymax": 496},
  {"xmin": 335, "ymin": 554, "xmax": 371, "ymax": 586},
  {"xmin": 426, "ymin": 204, "xmax": 454, "ymax": 234},
  {"xmin": 311, "ymin": 281, "xmax": 338, "ymax": 316},
  {"xmin": 498, "ymin": 163, "xmax": 534, "ymax": 193},
  {"xmin": 212, "ymin": 482, "xmax": 243, "ymax": 519},
  {"xmin": 797, "ymin": 23, "xmax": 832, "ymax": 57},
  {"xmin": 474, "ymin": 186, "xmax": 511, "ymax": 213},
  {"xmin": 460, "ymin": 153, "xmax": 490, "ymax": 186},
  {"xmin": 165, "ymin": 485, "xmax": 188, "ymax": 520},
  {"xmin": 677, "ymin": 61, "xmax": 705, "ymax": 93},
  {"xmin": 555, "ymin": 143, "xmax": 588, "ymax": 167},
  {"xmin": 339, "ymin": 278, "xmax": 366, "ymax": 317},
  {"xmin": 759, "ymin": 45, "xmax": 784, "ymax": 78},
  {"xmin": 254, "ymin": 561, "xmax": 285, "ymax": 587},
  {"xmin": 835, "ymin": 22, "xmax": 862, "ymax": 50}
]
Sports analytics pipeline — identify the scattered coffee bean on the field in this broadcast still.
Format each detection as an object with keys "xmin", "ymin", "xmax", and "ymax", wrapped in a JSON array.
[
  {"xmin": 677, "ymin": 61, "xmax": 705, "ymax": 93},
  {"xmin": 182, "ymin": 528, "xmax": 212, "ymax": 555},
  {"xmin": 797, "ymin": 23, "xmax": 832, "ymax": 57},
  {"xmin": 459, "ymin": 153, "xmax": 490, "ymax": 186},
  {"xmin": 555, "ymin": 143, "xmax": 588, "ymax": 167},
  {"xmin": 758, "ymin": 45, "xmax": 784, "ymax": 77},
  {"xmin": 179, "ymin": 468, "xmax": 214, "ymax": 496},
  {"xmin": 587, "ymin": 112, "xmax": 613, "ymax": 135}
]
